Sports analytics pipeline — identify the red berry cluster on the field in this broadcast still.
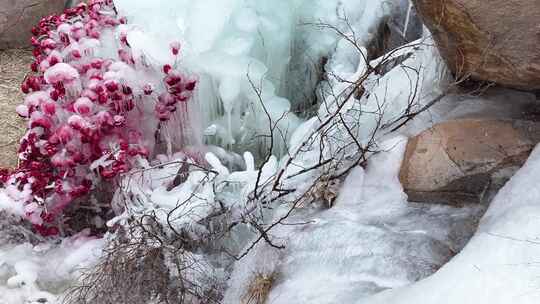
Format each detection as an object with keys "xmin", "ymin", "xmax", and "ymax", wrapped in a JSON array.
[
  {"xmin": 157, "ymin": 62, "xmax": 197, "ymax": 121},
  {"xmin": 3, "ymin": 0, "xmax": 197, "ymax": 236}
]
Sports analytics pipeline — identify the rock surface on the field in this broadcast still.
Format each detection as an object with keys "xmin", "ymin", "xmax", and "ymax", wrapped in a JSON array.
[
  {"xmin": 400, "ymin": 119, "xmax": 540, "ymax": 205},
  {"xmin": 412, "ymin": 0, "xmax": 540, "ymax": 91},
  {"xmin": 0, "ymin": 0, "xmax": 65, "ymax": 49}
]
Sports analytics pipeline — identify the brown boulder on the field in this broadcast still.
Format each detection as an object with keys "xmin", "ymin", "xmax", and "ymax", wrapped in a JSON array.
[
  {"xmin": 400, "ymin": 119, "xmax": 540, "ymax": 205},
  {"xmin": 0, "ymin": 0, "xmax": 65, "ymax": 49},
  {"xmin": 412, "ymin": 0, "xmax": 540, "ymax": 91}
]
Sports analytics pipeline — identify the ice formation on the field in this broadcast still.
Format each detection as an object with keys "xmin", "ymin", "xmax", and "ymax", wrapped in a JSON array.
[
  {"xmin": 111, "ymin": 0, "xmax": 427, "ymax": 155},
  {"xmin": 223, "ymin": 136, "xmax": 485, "ymax": 303},
  {"xmin": 1, "ymin": 0, "xmax": 535, "ymax": 303},
  {"xmin": 113, "ymin": 0, "xmax": 306, "ymax": 155},
  {"xmin": 366, "ymin": 143, "xmax": 540, "ymax": 304},
  {"xmin": 140, "ymin": 1, "xmax": 418, "ymax": 138},
  {"xmin": 5, "ymin": 0, "xmax": 199, "ymax": 234}
]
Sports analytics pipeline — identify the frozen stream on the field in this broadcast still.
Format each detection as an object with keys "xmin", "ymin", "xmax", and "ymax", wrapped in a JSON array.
[{"xmin": 223, "ymin": 137, "xmax": 486, "ymax": 303}]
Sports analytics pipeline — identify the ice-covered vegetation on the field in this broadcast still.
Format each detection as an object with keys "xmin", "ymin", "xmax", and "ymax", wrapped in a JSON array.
[
  {"xmin": 4, "ymin": 0, "xmax": 197, "ymax": 236},
  {"xmin": 0, "ymin": 0, "xmax": 537, "ymax": 303}
]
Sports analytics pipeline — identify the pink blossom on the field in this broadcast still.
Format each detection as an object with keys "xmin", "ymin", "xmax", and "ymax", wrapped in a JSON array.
[
  {"xmin": 41, "ymin": 101, "xmax": 57, "ymax": 116},
  {"xmin": 68, "ymin": 114, "xmax": 89, "ymax": 130},
  {"xmin": 163, "ymin": 64, "xmax": 172, "ymax": 74},
  {"xmin": 143, "ymin": 83, "xmax": 153, "ymax": 95},
  {"xmin": 56, "ymin": 125, "xmax": 74, "ymax": 143},
  {"xmin": 29, "ymin": 112, "xmax": 52, "ymax": 129},
  {"xmin": 104, "ymin": 80, "xmax": 119, "ymax": 92}
]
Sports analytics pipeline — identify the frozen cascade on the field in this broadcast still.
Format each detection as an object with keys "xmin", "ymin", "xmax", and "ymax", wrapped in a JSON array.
[
  {"xmin": 112, "ymin": 0, "xmax": 414, "ymax": 156},
  {"xmin": 113, "ymin": 0, "xmax": 306, "ymax": 156}
]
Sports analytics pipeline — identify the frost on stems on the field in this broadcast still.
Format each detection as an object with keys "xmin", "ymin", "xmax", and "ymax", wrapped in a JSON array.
[
  {"xmin": 3, "ymin": 0, "xmax": 197, "ymax": 236},
  {"xmin": 63, "ymin": 17, "xmax": 451, "ymax": 302},
  {"xmin": 64, "ymin": 156, "xmax": 228, "ymax": 304},
  {"xmin": 63, "ymin": 218, "xmax": 223, "ymax": 304},
  {"xmin": 227, "ymin": 20, "xmax": 453, "ymax": 260}
]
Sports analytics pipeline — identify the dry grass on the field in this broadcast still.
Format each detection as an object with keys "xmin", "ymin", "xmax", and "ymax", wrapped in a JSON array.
[
  {"xmin": 242, "ymin": 272, "xmax": 275, "ymax": 304},
  {"xmin": 64, "ymin": 221, "xmax": 224, "ymax": 304},
  {"xmin": 0, "ymin": 49, "xmax": 31, "ymax": 168}
]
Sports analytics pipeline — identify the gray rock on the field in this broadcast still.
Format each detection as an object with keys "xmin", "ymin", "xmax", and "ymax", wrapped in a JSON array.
[
  {"xmin": 0, "ymin": 211, "xmax": 41, "ymax": 245},
  {"xmin": 65, "ymin": 0, "xmax": 85, "ymax": 8},
  {"xmin": 0, "ymin": 0, "xmax": 65, "ymax": 49},
  {"xmin": 369, "ymin": 0, "xmax": 424, "ymax": 60}
]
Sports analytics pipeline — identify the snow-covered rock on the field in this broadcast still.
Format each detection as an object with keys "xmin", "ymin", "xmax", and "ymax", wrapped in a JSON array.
[{"xmin": 367, "ymin": 143, "xmax": 540, "ymax": 304}]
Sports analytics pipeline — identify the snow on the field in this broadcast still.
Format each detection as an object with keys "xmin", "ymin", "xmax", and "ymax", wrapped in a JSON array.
[
  {"xmin": 3, "ymin": 0, "xmax": 539, "ymax": 303},
  {"xmin": 0, "ymin": 229, "xmax": 105, "ymax": 304},
  {"xmin": 314, "ymin": 35, "xmax": 450, "ymax": 143},
  {"xmin": 223, "ymin": 136, "xmax": 485, "ymax": 303},
  {"xmin": 0, "ymin": 193, "xmax": 104, "ymax": 303},
  {"xmin": 111, "ymin": 150, "xmax": 278, "ymax": 234},
  {"xmin": 0, "ymin": 191, "xmax": 24, "ymax": 217},
  {"xmin": 222, "ymin": 122, "xmax": 540, "ymax": 304},
  {"xmin": 436, "ymin": 87, "xmax": 539, "ymax": 122},
  {"xmin": 365, "ymin": 143, "xmax": 540, "ymax": 304}
]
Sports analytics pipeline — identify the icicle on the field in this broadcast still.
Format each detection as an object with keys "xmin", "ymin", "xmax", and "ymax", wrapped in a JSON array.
[{"xmin": 402, "ymin": 1, "xmax": 414, "ymax": 39}]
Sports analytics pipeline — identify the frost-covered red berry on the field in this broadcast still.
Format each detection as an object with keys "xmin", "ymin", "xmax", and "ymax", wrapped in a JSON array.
[
  {"xmin": 5, "ymin": 0, "xmax": 198, "ymax": 236},
  {"xmin": 170, "ymin": 41, "xmax": 181, "ymax": 56}
]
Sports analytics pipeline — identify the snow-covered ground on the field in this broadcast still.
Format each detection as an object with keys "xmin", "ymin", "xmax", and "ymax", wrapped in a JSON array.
[
  {"xmin": 2, "ymin": 138, "xmax": 539, "ymax": 303},
  {"xmin": 1, "ymin": 0, "xmax": 539, "ymax": 303},
  {"xmin": 223, "ymin": 137, "xmax": 540, "ymax": 304},
  {"xmin": 366, "ymin": 144, "xmax": 540, "ymax": 304},
  {"xmin": 223, "ymin": 136, "xmax": 485, "ymax": 303},
  {"xmin": 0, "ymin": 228, "xmax": 104, "ymax": 304}
]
